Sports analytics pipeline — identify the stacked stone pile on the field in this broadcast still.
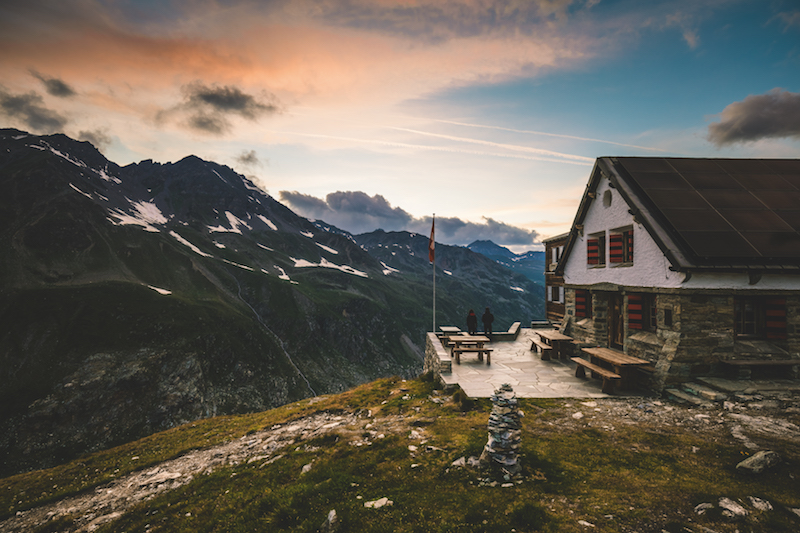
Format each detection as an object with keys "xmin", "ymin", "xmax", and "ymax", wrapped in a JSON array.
[{"xmin": 480, "ymin": 383, "xmax": 523, "ymax": 475}]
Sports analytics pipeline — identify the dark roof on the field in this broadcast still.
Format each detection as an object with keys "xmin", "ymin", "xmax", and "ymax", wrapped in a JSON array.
[{"xmin": 558, "ymin": 157, "xmax": 800, "ymax": 273}]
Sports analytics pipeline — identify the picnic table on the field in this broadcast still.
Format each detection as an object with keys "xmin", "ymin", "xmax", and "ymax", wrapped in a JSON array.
[
  {"xmin": 531, "ymin": 329, "xmax": 573, "ymax": 361},
  {"xmin": 438, "ymin": 326, "xmax": 461, "ymax": 338},
  {"xmin": 449, "ymin": 335, "xmax": 492, "ymax": 365},
  {"xmin": 576, "ymin": 347, "xmax": 650, "ymax": 392}
]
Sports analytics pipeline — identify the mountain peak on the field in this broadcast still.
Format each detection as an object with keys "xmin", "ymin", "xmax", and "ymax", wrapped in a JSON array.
[{"xmin": 466, "ymin": 240, "xmax": 515, "ymax": 259}]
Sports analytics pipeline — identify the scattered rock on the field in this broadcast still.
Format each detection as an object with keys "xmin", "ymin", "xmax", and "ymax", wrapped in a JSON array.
[
  {"xmin": 718, "ymin": 497, "xmax": 748, "ymax": 520},
  {"xmin": 694, "ymin": 502, "xmax": 714, "ymax": 515},
  {"xmin": 301, "ymin": 462, "xmax": 314, "ymax": 474},
  {"xmin": 577, "ymin": 519, "xmax": 595, "ymax": 527},
  {"xmin": 451, "ymin": 456, "xmax": 466, "ymax": 467},
  {"xmin": 318, "ymin": 509, "xmax": 338, "ymax": 533},
  {"xmin": 748, "ymin": 496, "xmax": 772, "ymax": 511},
  {"xmin": 364, "ymin": 497, "xmax": 393, "ymax": 509},
  {"xmin": 736, "ymin": 450, "xmax": 781, "ymax": 474}
]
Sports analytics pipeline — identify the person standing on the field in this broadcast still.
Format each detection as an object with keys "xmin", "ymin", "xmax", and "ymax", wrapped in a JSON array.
[
  {"xmin": 466, "ymin": 309, "xmax": 478, "ymax": 335},
  {"xmin": 482, "ymin": 307, "xmax": 494, "ymax": 340}
]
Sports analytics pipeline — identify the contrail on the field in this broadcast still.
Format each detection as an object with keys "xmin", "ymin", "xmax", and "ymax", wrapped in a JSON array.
[
  {"xmin": 386, "ymin": 126, "xmax": 595, "ymax": 162},
  {"xmin": 428, "ymin": 118, "xmax": 670, "ymax": 152},
  {"xmin": 264, "ymin": 130, "xmax": 594, "ymax": 166}
]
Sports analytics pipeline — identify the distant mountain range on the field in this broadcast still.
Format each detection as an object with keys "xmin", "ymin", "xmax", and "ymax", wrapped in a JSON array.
[
  {"xmin": 0, "ymin": 129, "xmax": 544, "ymax": 474},
  {"xmin": 467, "ymin": 240, "xmax": 546, "ymax": 286}
]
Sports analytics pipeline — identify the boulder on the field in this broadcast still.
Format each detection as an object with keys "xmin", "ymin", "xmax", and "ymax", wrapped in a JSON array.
[
  {"xmin": 318, "ymin": 509, "xmax": 338, "ymax": 533},
  {"xmin": 736, "ymin": 450, "xmax": 781, "ymax": 474},
  {"xmin": 718, "ymin": 497, "xmax": 748, "ymax": 520}
]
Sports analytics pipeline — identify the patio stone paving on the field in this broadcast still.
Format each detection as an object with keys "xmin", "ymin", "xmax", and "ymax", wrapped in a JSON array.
[{"xmin": 440, "ymin": 328, "xmax": 615, "ymax": 399}]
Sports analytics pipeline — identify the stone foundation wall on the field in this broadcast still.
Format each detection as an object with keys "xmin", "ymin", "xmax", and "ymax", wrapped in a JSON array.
[{"xmin": 423, "ymin": 333, "xmax": 451, "ymax": 382}]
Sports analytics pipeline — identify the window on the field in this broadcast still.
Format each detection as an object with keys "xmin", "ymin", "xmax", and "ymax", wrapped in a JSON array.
[
  {"xmin": 610, "ymin": 227, "xmax": 633, "ymax": 264},
  {"xmin": 587, "ymin": 232, "xmax": 606, "ymax": 266},
  {"xmin": 628, "ymin": 293, "xmax": 655, "ymax": 332},
  {"xmin": 735, "ymin": 297, "xmax": 787, "ymax": 340},
  {"xmin": 549, "ymin": 286, "xmax": 564, "ymax": 303},
  {"xmin": 575, "ymin": 289, "xmax": 592, "ymax": 319}
]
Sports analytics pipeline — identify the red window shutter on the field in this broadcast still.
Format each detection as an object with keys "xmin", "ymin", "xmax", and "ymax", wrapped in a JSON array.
[
  {"xmin": 765, "ymin": 298, "xmax": 787, "ymax": 340},
  {"xmin": 587, "ymin": 238, "xmax": 599, "ymax": 265},
  {"xmin": 576, "ymin": 290, "xmax": 587, "ymax": 318},
  {"xmin": 609, "ymin": 233, "xmax": 623, "ymax": 263},
  {"xmin": 627, "ymin": 294, "xmax": 643, "ymax": 330},
  {"xmin": 627, "ymin": 230, "xmax": 634, "ymax": 262}
]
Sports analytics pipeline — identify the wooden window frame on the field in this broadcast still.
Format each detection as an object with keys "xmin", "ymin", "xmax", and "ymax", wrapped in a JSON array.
[
  {"xmin": 734, "ymin": 297, "xmax": 787, "ymax": 340},
  {"xmin": 587, "ymin": 232, "xmax": 606, "ymax": 267},
  {"xmin": 628, "ymin": 293, "xmax": 655, "ymax": 332},
  {"xmin": 575, "ymin": 289, "xmax": 592, "ymax": 319},
  {"xmin": 610, "ymin": 227, "xmax": 633, "ymax": 265}
]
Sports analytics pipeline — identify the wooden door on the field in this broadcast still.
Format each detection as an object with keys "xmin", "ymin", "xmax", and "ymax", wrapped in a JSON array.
[{"xmin": 608, "ymin": 293, "xmax": 624, "ymax": 349}]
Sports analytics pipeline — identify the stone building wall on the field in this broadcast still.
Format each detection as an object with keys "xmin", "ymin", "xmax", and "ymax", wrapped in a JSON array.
[{"xmin": 563, "ymin": 288, "xmax": 800, "ymax": 392}]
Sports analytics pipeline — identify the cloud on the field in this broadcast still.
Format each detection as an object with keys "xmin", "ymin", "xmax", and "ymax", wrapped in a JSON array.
[
  {"xmin": 280, "ymin": 190, "xmax": 539, "ymax": 246},
  {"xmin": 77, "ymin": 129, "xmax": 112, "ymax": 150},
  {"xmin": 161, "ymin": 83, "xmax": 282, "ymax": 135},
  {"xmin": 304, "ymin": 0, "xmax": 589, "ymax": 43},
  {"xmin": 30, "ymin": 70, "xmax": 76, "ymax": 97},
  {"xmin": 774, "ymin": 10, "xmax": 800, "ymax": 31},
  {"xmin": 0, "ymin": 87, "xmax": 68, "ymax": 132},
  {"xmin": 707, "ymin": 89, "xmax": 800, "ymax": 146},
  {"xmin": 235, "ymin": 149, "xmax": 264, "ymax": 167}
]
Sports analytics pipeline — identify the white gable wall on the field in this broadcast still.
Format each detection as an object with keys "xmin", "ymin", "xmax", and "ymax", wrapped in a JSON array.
[
  {"xmin": 563, "ymin": 175, "xmax": 800, "ymax": 290},
  {"xmin": 564, "ymin": 176, "xmax": 681, "ymax": 288}
]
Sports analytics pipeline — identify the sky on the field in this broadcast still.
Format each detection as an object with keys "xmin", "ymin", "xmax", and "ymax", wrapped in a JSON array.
[{"xmin": 1, "ymin": 0, "xmax": 799, "ymax": 252}]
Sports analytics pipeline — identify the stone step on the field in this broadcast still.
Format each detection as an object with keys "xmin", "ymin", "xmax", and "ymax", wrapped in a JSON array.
[
  {"xmin": 665, "ymin": 388, "xmax": 713, "ymax": 408},
  {"xmin": 682, "ymin": 382, "xmax": 728, "ymax": 402}
]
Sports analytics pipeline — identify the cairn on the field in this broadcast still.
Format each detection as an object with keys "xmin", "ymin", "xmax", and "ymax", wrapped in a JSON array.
[{"xmin": 479, "ymin": 383, "xmax": 522, "ymax": 475}]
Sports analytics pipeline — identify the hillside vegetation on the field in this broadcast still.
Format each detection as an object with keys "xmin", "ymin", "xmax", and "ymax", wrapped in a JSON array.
[{"xmin": 2, "ymin": 376, "xmax": 799, "ymax": 533}]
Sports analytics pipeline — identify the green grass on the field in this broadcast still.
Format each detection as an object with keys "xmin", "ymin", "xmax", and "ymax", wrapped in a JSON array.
[{"xmin": 2, "ymin": 376, "xmax": 799, "ymax": 532}]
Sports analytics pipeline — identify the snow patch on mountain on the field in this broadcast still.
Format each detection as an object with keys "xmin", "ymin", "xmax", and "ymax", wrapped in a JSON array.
[
  {"xmin": 69, "ymin": 183, "xmax": 93, "ymax": 200},
  {"xmin": 257, "ymin": 214, "xmax": 278, "ymax": 230},
  {"xmin": 316, "ymin": 243, "xmax": 339, "ymax": 255},
  {"xmin": 381, "ymin": 261, "xmax": 399, "ymax": 275},
  {"xmin": 208, "ymin": 212, "xmax": 251, "ymax": 234},
  {"xmin": 109, "ymin": 201, "xmax": 167, "ymax": 232},
  {"xmin": 222, "ymin": 259, "xmax": 254, "ymax": 271},
  {"xmin": 170, "ymin": 231, "xmax": 213, "ymax": 257},
  {"xmin": 291, "ymin": 257, "xmax": 368, "ymax": 278},
  {"xmin": 147, "ymin": 285, "xmax": 172, "ymax": 295}
]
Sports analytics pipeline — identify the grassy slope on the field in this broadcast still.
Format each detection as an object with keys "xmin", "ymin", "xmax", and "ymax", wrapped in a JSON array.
[{"xmin": 2, "ymin": 377, "xmax": 799, "ymax": 533}]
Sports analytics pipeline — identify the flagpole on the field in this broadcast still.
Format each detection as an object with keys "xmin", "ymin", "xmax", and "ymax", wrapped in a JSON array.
[{"xmin": 430, "ymin": 215, "xmax": 436, "ymax": 333}]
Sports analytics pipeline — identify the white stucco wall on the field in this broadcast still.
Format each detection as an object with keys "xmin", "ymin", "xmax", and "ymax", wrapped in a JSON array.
[{"xmin": 562, "ymin": 175, "xmax": 800, "ymax": 291}]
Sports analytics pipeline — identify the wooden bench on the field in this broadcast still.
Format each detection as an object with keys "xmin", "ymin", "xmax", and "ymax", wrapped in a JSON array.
[
  {"xmin": 720, "ymin": 359, "xmax": 800, "ymax": 379},
  {"xmin": 571, "ymin": 357, "xmax": 621, "ymax": 394},
  {"xmin": 453, "ymin": 347, "xmax": 492, "ymax": 365},
  {"xmin": 531, "ymin": 337, "xmax": 553, "ymax": 353}
]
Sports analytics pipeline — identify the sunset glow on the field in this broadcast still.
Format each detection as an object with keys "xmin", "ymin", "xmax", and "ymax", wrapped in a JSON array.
[{"xmin": 2, "ymin": 0, "xmax": 799, "ymax": 251}]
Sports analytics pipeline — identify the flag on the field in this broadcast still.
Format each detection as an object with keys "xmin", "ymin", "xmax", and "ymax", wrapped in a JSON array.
[{"xmin": 428, "ymin": 217, "xmax": 435, "ymax": 263}]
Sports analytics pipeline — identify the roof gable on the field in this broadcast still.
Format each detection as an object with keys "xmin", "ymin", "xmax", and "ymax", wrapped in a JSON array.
[{"xmin": 557, "ymin": 157, "xmax": 800, "ymax": 274}]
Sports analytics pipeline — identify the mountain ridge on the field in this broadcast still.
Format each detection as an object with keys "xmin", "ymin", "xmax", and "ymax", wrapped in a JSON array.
[{"xmin": 0, "ymin": 129, "xmax": 543, "ymax": 475}]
